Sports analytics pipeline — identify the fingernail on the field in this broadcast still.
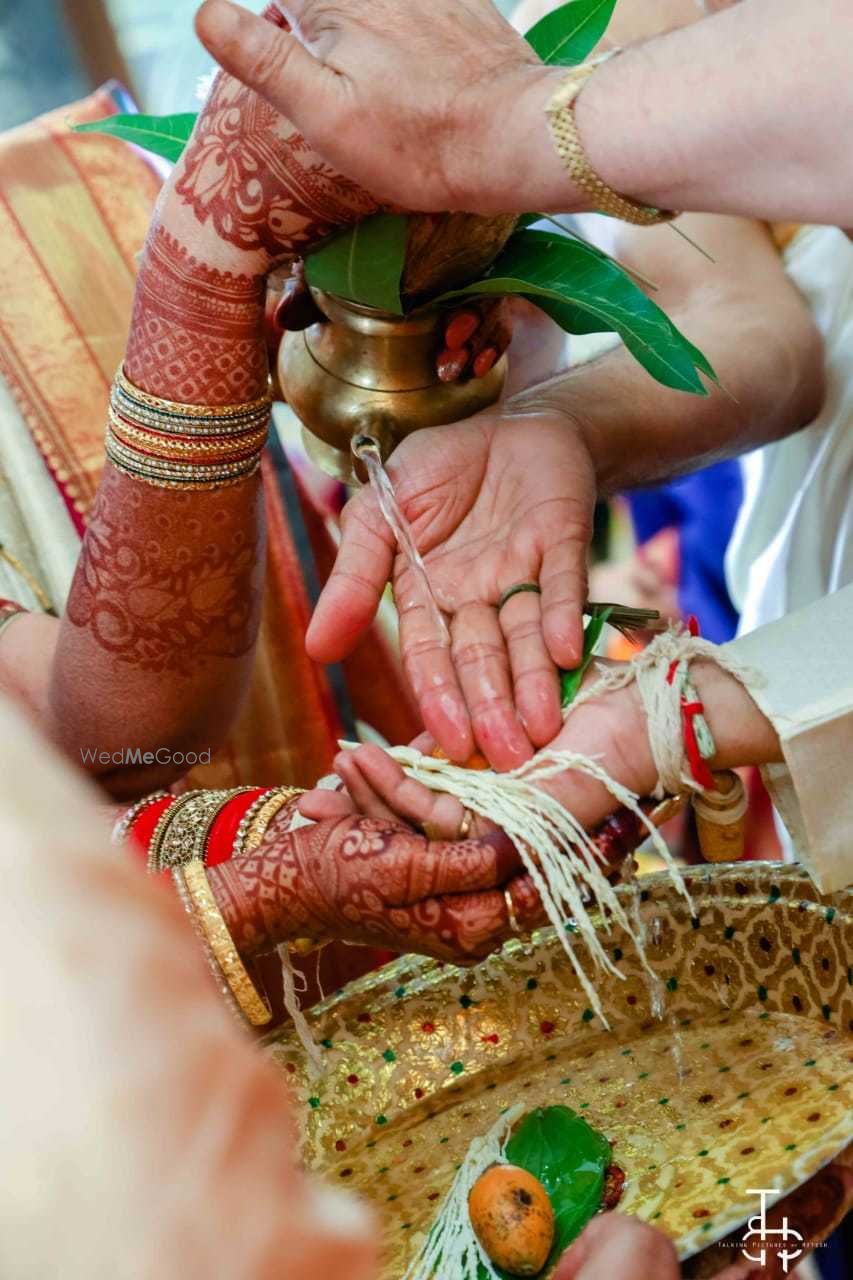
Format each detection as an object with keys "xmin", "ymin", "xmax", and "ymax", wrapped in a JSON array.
[
  {"xmin": 444, "ymin": 310, "xmax": 480, "ymax": 350},
  {"xmin": 472, "ymin": 346, "xmax": 498, "ymax": 378},
  {"xmin": 436, "ymin": 348, "xmax": 470, "ymax": 383}
]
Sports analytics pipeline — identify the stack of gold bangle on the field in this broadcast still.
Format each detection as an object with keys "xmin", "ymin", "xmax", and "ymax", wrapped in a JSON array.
[
  {"xmin": 173, "ymin": 859, "xmax": 272, "ymax": 1027},
  {"xmin": 105, "ymin": 366, "xmax": 272, "ymax": 490},
  {"xmin": 147, "ymin": 786, "xmax": 256, "ymax": 873},
  {"xmin": 232, "ymin": 785, "xmax": 303, "ymax": 858}
]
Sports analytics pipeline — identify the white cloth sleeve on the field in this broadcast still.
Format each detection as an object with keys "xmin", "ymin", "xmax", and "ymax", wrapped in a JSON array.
[{"xmin": 722, "ymin": 584, "xmax": 853, "ymax": 893}]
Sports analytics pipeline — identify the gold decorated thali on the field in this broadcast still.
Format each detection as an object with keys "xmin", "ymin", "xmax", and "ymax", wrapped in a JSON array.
[{"xmin": 267, "ymin": 863, "xmax": 853, "ymax": 1274}]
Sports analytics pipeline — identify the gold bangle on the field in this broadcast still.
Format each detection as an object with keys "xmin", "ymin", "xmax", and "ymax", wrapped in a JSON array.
[
  {"xmin": 545, "ymin": 57, "xmax": 678, "ymax": 226},
  {"xmin": 242, "ymin": 786, "xmax": 304, "ymax": 856},
  {"xmin": 156, "ymin": 788, "xmax": 256, "ymax": 871},
  {"xmin": 116, "ymin": 365, "xmax": 271, "ymax": 420},
  {"xmin": 172, "ymin": 864, "xmax": 247, "ymax": 1027},
  {"xmin": 147, "ymin": 795, "xmax": 178, "ymax": 874},
  {"xmin": 108, "ymin": 409, "xmax": 269, "ymax": 461},
  {"xmin": 183, "ymin": 858, "xmax": 272, "ymax": 1026},
  {"xmin": 112, "ymin": 385, "xmax": 270, "ymax": 437},
  {"xmin": 105, "ymin": 432, "xmax": 262, "ymax": 491}
]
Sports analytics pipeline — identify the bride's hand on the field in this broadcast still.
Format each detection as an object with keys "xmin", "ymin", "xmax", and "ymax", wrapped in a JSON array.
[{"xmin": 209, "ymin": 810, "xmax": 542, "ymax": 964}]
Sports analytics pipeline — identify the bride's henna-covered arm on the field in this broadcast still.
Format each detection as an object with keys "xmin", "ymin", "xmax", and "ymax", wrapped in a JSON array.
[
  {"xmin": 207, "ymin": 813, "xmax": 532, "ymax": 964},
  {"xmin": 47, "ymin": 4, "xmax": 378, "ymax": 798}
]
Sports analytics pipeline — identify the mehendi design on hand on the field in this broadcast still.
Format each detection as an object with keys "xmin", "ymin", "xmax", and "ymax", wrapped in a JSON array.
[
  {"xmin": 175, "ymin": 73, "xmax": 378, "ymax": 260},
  {"xmin": 66, "ymin": 466, "xmax": 263, "ymax": 673},
  {"xmin": 217, "ymin": 815, "xmax": 522, "ymax": 964}
]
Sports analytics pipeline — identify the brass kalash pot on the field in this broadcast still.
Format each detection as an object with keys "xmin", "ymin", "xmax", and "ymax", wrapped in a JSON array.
[{"xmin": 278, "ymin": 213, "xmax": 516, "ymax": 483}]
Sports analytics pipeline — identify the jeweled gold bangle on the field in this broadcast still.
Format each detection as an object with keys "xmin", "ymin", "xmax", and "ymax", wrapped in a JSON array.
[
  {"xmin": 183, "ymin": 858, "xmax": 272, "ymax": 1026},
  {"xmin": 147, "ymin": 794, "xmax": 178, "ymax": 874},
  {"xmin": 115, "ymin": 366, "xmax": 271, "ymax": 420},
  {"xmin": 106, "ymin": 436, "xmax": 261, "ymax": 479},
  {"xmin": 172, "ymin": 864, "xmax": 246, "ymax": 1026},
  {"xmin": 242, "ymin": 786, "xmax": 304, "ymax": 855},
  {"xmin": 108, "ymin": 410, "xmax": 269, "ymax": 461},
  {"xmin": 231, "ymin": 788, "xmax": 274, "ymax": 859},
  {"xmin": 105, "ymin": 431, "xmax": 262, "ymax": 491},
  {"xmin": 112, "ymin": 789, "xmax": 169, "ymax": 846},
  {"xmin": 110, "ymin": 388, "xmax": 271, "ymax": 438},
  {"xmin": 155, "ymin": 788, "xmax": 255, "ymax": 871},
  {"xmin": 545, "ymin": 57, "xmax": 678, "ymax": 226}
]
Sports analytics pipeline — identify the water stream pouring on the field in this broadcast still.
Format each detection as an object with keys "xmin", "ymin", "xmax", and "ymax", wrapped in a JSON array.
[{"xmin": 351, "ymin": 433, "xmax": 450, "ymax": 649}]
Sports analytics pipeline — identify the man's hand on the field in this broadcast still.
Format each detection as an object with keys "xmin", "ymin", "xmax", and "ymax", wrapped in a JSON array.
[
  {"xmin": 194, "ymin": 0, "xmax": 564, "ymax": 214},
  {"xmin": 307, "ymin": 409, "xmax": 596, "ymax": 769}
]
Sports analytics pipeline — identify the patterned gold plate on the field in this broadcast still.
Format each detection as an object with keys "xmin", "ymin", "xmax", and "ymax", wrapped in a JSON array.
[{"xmin": 267, "ymin": 863, "xmax": 853, "ymax": 1274}]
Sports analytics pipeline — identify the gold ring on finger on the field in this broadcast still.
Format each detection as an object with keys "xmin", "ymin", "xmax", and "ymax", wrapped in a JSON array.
[{"xmin": 504, "ymin": 885, "xmax": 521, "ymax": 934}]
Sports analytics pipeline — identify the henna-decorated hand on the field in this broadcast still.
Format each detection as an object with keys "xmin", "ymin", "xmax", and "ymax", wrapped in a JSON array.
[
  {"xmin": 126, "ymin": 3, "xmax": 382, "ymax": 402},
  {"xmin": 209, "ymin": 812, "xmax": 544, "ymax": 965}
]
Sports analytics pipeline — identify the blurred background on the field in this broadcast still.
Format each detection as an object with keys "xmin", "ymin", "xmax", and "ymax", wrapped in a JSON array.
[{"xmin": 0, "ymin": 0, "xmax": 518, "ymax": 130}]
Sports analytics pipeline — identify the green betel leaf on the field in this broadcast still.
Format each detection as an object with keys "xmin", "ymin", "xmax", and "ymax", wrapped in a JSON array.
[
  {"xmin": 506, "ymin": 1106, "xmax": 612, "ymax": 1260},
  {"xmin": 72, "ymin": 112, "xmax": 198, "ymax": 163},
  {"xmin": 435, "ymin": 229, "xmax": 718, "ymax": 395},
  {"xmin": 525, "ymin": 0, "xmax": 618, "ymax": 66},
  {"xmin": 304, "ymin": 213, "xmax": 408, "ymax": 314}
]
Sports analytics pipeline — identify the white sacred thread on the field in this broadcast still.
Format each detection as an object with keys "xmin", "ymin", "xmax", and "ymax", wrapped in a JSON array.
[
  {"xmin": 339, "ymin": 742, "xmax": 690, "ymax": 1027},
  {"xmin": 402, "ymin": 1104, "xmax": 525, "ymax": 1280},
  {"xmin": 570, "ymin": 625, "xmax": 759, "ymax": 797}
]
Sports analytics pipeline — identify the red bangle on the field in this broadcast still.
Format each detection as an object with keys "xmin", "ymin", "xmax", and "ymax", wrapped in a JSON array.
[
  {"xmin": 206, "ymin": 788, "xmax": 267, "ymax": 866},
  {"xmin": 129, "ymin": 794, "xmax": 175, "ymax": 864}
]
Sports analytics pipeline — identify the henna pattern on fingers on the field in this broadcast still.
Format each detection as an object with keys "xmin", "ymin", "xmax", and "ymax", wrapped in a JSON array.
[
  {"xmin": 66, "ymin": 466, "xmax": 263, "ymax": 673},
  {"xmin": 175, "ymin": 74, "xmax": 378, "ymax": 259},
  {"xmin": 214, "ymin": 816, "xmax": 520, "ymax": 963}
]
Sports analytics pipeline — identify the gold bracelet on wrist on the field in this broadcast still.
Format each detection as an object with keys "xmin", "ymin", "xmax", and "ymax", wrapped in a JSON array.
[
  {"xmin": 107, "ymin": 368, "xmax": 271, "ymax": 491},
  {"xmin": 241, "ymin": 786, "xmax": 304, "ymax": 856},
  {"xmin": 115, "ymin": 366, "xmax": 271, "ymax": 420},
  {"xmin": 172, "ymin": 864, "xmax": 247, "ymax": 1027},
  {"xmin": 183, "ymin": 858, "xmax": 272, "ymax": 1027},
  {"xmin": 545, "ymin": 56, "xmax": 679, "ymax": 226},
  {"xmin": 153, "ymin": 788, "xmax": 256, "ymax": 872}
]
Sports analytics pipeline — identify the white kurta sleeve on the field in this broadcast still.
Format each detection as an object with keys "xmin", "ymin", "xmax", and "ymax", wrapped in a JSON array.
[{"xmin": 722, "ymin": 584, "xmax": 853, "ymax": 893}]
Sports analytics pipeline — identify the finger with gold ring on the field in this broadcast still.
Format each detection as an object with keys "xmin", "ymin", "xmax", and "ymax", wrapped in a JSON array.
[
  {"xmin": 497, "ymin": 582, "xmax": 542, "ymax": 613},
  {"xmin": 504, "ymin": 884, "xmax": 522, "ymax": 935},
  {"xmin": 458, "ymin": 808, "xmax": 474, "ymax": 839}
]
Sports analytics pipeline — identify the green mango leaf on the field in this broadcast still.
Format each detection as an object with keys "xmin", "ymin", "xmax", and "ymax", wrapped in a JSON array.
[
  {"xmin": 560, "ymin": 605, "xmax": 611, "ymax": 709},
  {"xmin": 474, "ymin": 1106, "xmax": 612, "ymax": 1277},
  {"xmin": 304, "ymin": 213, "xmax": 408, "ymax": 314},
  {"xmin": 525, "ymin": 0, "xmax": 618, "ymax": 66},
  {"xmin": 435, "ymin": 229, "xmax": 717, "ymax": 395},
  {"xmin": 72, "ymin": 112, "xmax": 198, "ymax": 163}
]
